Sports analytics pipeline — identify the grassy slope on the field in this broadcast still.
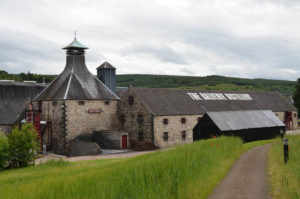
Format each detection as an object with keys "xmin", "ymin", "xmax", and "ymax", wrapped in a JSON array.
[
  {"xmin": 268, "ymin": 135, "xmax": 300, "ymax": 199},
  {"xmin": 116, "ymin": 74, "xmax": 295, "ymax": 95},
  {"xmin": 0, "ymin": 137, "xmax": 267, "ymax": 199},
  {"xmin": 0, "ymin": 71, "xmax": 295, "ymax": 95}
]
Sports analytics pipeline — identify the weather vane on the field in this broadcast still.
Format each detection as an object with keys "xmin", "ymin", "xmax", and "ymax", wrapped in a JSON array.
[{"xmin": 74, "ymin": 30, "xmax": 77, "ymax": 39}]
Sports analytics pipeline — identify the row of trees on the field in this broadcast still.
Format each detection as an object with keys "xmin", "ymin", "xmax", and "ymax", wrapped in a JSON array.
[
  {"xmin": 293, "ymin": 78, "xmax": 300, "ymax": 116},
  {"xmin": 0, "ymin": 124, "xmax": 40, "ymax": 169},
  {"xmin": 0, "ymin": 70, "xmax": 56, "ymax": 83}
]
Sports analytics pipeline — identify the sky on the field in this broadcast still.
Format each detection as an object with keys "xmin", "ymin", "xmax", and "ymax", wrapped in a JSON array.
[{"xmin": 0, "ymin": 0, "xmax": 300, "ymax": 80}]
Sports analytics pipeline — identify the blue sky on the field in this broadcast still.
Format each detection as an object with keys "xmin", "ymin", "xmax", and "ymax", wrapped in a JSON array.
[{"xmin": 0, "ymin": 0, "xmax": 300, "ymax": 80}]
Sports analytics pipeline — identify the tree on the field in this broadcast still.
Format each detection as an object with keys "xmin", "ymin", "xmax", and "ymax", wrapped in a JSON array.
[
  {"xmin": 8, "ymin": 124, "xmax": 40, "ymax": 168},
  {"xmin": 0, "ymin": 131, "xmax": 9, "ymax": 169},
  {"xmin": 293, "ymin": 78, "xmax": 300, "ymax": 115}
]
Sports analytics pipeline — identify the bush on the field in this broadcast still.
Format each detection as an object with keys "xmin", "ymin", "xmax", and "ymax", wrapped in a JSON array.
[
  {"xmin": 8, "ymin": 124, "xmax": 40, "ymax": 168},
  {"xmin": 0, "ymin": 131, "xmax": 9, "ymax": 169}
]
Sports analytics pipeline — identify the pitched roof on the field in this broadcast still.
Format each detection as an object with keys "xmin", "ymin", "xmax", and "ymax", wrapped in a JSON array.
[
  {"xmin": 97, "ymin": 62, "xmax": 116, "ymax": 69},
  {"xmin": 35, "ymin": 41, "xmax": 119, "ymax": 101},
  {"xmin": 0, "ymin": 82, "xmax": 45, "ymax": 124},
  {"xmin": 205, "ymin": 110, "xmax": 285, "ymax": 131},
  {"xmin": 131, "ymin": 88, "xmax": 296, "ymax": 115}
]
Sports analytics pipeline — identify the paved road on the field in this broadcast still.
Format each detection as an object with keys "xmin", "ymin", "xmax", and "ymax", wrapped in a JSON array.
[{"xmin": 209, "ymin": 145, "xmax": 272, "ymax": 199}]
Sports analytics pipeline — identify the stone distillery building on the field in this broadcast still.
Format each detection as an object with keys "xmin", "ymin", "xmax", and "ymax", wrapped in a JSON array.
[
  {"xmin": 0, "ymin": 37, "xmax": 298, "ymax": 155},
  {"xmin": 117, "ymin": 87, "xmax": 297, "ymax": 148},
  {"xmin": 34, "ymin": 37, "xmax": 120, "ymax": 155}
]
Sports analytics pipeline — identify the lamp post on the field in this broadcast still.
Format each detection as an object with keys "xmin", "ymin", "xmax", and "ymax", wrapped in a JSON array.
[{"xmin": 283, "ymin": 138, "xmax": 289, "ymax": 164}]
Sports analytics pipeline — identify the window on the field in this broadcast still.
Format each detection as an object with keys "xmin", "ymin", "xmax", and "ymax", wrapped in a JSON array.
[
  {"xmin": 38, "ymin": 101, "xmax": 42, "ymax": 111},
  {"xmin": 105, "ymin": 100, "xmax": 110, "ymax": 105},
  {"xmin": 120, "ymin": 114, "xmax": 125, "ymax": 125},
  {"xmin": 128, "ymin": 95, "xmax": 134, "ymax": 105},
  {"xmin": 138, "ymin": 131, "xmax": 144, "ymax": 141},
  {"xmin": 163, "ymin": 118, "xmax": 168, "ymax": 125},
  {"xmin": 182, "ymin": 131, "xmax": 186, "ymax": 140},
  {"xmin": 181, "ymin": 118, "xmax": 186, "ymax": 124},
  {"xmin": 52, "ymin": 101, "xmax": 57, "ymax": 106},
  {"xmin": 138, "ymin": 114, "xmax": 144, "ymax": 125},
  {"xmin": 78, "ymin": 101, "xmax": 85, "ymax": 105},
  {"xmin": 163, "ymin": 132, "xmax": 169, "ymax": 142},
  {"xmin": 294, "ymin": 113, "xmax": 297, "ymax": 118}
]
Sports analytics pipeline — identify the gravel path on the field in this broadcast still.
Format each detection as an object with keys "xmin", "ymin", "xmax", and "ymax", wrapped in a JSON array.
[
  {"xmin": 209, "ymin": 144, "xmax": 272, "ymax": 199},
  {"xmin": 35, "ymin": 149, "xmax": 166, "ymax": 164}
]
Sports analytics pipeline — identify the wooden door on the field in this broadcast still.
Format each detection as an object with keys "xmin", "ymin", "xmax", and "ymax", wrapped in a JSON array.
[{"xmin": 122, "ymin": 135, "xmax": 127, "ymax": 149}]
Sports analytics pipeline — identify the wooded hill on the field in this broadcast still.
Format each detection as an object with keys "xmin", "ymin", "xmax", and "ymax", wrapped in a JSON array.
[{"xmin": 0, "ymin": 71, "xmax": 296, "ymax": 95}]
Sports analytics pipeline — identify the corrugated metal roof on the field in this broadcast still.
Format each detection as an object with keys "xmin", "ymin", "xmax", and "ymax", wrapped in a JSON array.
[
  {"xmin": 131, "ymin": 88, "xmax": 296, "ymax": 115},
  {"xmin": 97, "ymin": 62, "xmax": 116, "ymax": 69},
  {"xmin": 205, "ymin": 110, "xmax": 285, "ymax": 131},
  {"xmin": 0, "ymin": 82, "xmax": 45, "ymax": 124},
  {"xmin": 35, "ymin": 43, "xmax": 119, "ymax": 101}
]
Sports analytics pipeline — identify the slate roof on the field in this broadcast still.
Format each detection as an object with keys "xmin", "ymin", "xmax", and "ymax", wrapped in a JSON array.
[
  {"xmin": 35, "ymin": 40, "xmax": 119, "ymax": 101},
  {"xmin": 97, "ymin": 61, "xmax": 116, "ymax": 69},
  {"xmin": 0, "ymin": 82, "xmax": 45, "ymax": 124},
  {"xmin": 131, "ymin": 88, "xmax": 296, "ymax": 115},
  {"xmin": 205, "ymin": 110, "xmax": 285, "ymax": 131}
]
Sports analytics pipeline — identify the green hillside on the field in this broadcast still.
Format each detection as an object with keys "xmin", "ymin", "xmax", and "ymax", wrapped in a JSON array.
[
  {"xmin": 117, "ymin": 74, "xmax": 296, "ymax": 95},
  {"xmin": 0, "ymin": 71, "xmax": 296, "ymax": 95}
]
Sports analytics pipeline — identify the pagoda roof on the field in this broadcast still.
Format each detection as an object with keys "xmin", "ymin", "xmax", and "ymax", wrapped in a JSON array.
[{"xmin": 63, "ymin": 37, "xmax": 88, "ymax": 49}]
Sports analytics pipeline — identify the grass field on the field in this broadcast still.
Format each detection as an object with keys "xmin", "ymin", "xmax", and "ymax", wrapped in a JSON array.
[
  {"xmin": 268, "ymin": 135, "xmax": 300, "ymax": 199},
  {"xmin": 0, "ymin": 137, "xmax": 266, "ymax": 199}
]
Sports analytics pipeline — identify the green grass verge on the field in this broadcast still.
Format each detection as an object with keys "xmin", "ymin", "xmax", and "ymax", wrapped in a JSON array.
[
  {"xmin": 268, "ymin": 135, "xmax": 300, "ymax": 199},
  {"xmin": 0, "ymin": 137, "xmax": 266, "ymax": 199}
]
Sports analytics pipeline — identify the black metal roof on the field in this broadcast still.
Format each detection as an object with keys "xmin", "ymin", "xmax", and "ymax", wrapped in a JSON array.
[
  {"xmin": 0, "ymin": 82, "xmax": 45, "ymax": 124},
  {"xmin": 97, "ymin": 62, "xmax": 116, "ymax": 69},
  {"xmin": 35, "ymin": 41, "xmax": 119, "ymax": 101},
  {"xmin": 204, "ymin": 110, "xmax": 285, "ymax": 131},
  {"xmin": 130, "ymin": 88, "xmax": 296, "ymax": 115}
]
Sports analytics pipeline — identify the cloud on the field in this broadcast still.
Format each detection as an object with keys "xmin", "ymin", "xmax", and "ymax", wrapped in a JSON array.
[
  {"xmin": 0, "ymin": 0, "xmax": 300, "ymax": 80},
  {"xmin": 122, "ymin": 44, "xmax": 188, "ymax": 65}
]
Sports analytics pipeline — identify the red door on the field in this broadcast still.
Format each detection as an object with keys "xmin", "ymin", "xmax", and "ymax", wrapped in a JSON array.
[{"xmin": 122, "ymin": 135, "xmax": 127, "ymax": 149}]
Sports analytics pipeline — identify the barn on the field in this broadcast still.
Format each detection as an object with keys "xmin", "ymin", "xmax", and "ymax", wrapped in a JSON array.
[
  {"xmin": 117, "ymin": 87, "xmax": 297, "ymax": 148},
  {"xmin": 193, "ymin": 110, "xmax": 286, "ymax": 142}
]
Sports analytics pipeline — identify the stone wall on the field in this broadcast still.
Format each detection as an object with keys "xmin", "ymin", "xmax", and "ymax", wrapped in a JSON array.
[
  {"xmin": 38, "ymin": 99, "xmax": 119, "ymax": 155},
  {"xmin": 153, "ymin": 115, "xmax": 202, "ymax": 147},
  {"xmin": 39, "ymin": 100, "xmax": 66, "ymax": 154},
  {"xmin": 65, "ymin": 100, "xmax": 119, "ymax": 141},
  {"xmin": 92, "ymin": 131, "xmax": 125, "ymax": 149},
  {"xmin": 118, "ymin": 88, "xmax": 154, "ymax": 143},
  {"xmin": 274, "ymin": 111, "xmax": 298, "ymax": 130}
]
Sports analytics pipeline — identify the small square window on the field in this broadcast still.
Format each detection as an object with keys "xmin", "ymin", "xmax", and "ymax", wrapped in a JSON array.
[
  {"xmin": 78, "ymin": 101, "xmax": 85, "ymax": 105},
  {"xmin": 182, "ymin": 131, "xmax": 186, "ymax": 140},
  {"xmin": 181, "ymin": 118, "xmax": 186, "ymax": 124},
  {"xmin": 138, "ymin": 131, "xmax": 144, "ymax": 141},
  {"xmin": 128, "ymin": 96, "xmax": 134, "ymax": 105},
  {"xmin": 163, "ymin": 118, "xmax": 168, "ymax": 125},
  {"xmin": 52, "ymin": 101, "xmax": 57, "ymax": 106},
  {"xmin": 105, "ymin": 100, "xmax": 110, "ymax": 105},
  {"xmin": 163, "ymin": 132, "xmax": 168, "ymax": 142}
]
